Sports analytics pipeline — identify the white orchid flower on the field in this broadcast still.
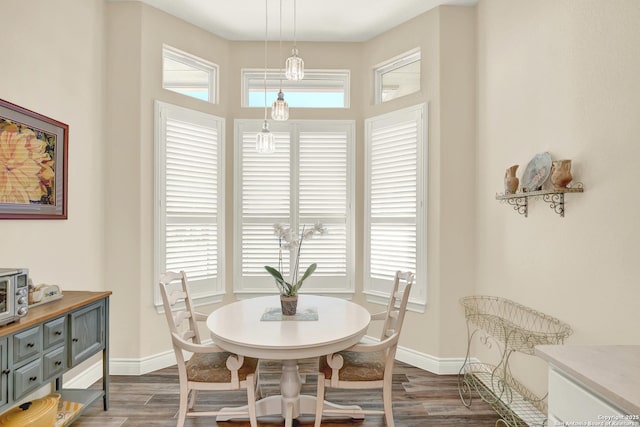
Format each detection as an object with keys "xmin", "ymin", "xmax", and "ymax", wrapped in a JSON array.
[{"xmin": 265, "ymin": 222, "xmax": 328, "ymax": 296}]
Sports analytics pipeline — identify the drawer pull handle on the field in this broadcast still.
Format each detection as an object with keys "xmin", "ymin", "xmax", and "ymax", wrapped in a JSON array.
[
  {"xmin": 72, "ymin": 338, "xmax": 79, "ymax": 342},
  {"xmin": 55, "ymin": 361, "xmax": 62, "ymax": 366},
  {"xmin": 26, "ymin": 343, "xmax": 35, "ymax": 348},
  {"xmin": 1, "ymin": 369, "xmax": 9, "ymax": 375},
  {"xmin": 55, "ymin": 331, "xmax": 62, "ymax": 336},
  {"xmin": 29, "ymin": 376, "xmax": 37, "ymax": 382}
]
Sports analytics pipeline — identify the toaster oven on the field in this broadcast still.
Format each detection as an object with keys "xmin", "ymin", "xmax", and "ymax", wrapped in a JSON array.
[{"xmin": 0, "ymin": 268, "xmax": 29, "ymax": 326}]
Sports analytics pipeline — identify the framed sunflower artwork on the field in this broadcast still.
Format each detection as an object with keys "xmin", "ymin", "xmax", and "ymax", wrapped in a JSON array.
[{"xmin": 0, "ymin": 99, "xmax": 68, "ymax": 219}]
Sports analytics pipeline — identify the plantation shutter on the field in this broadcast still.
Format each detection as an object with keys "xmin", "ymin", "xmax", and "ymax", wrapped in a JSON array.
[
  {"xmin": 366, "ymin": 108, "xmax": 421, "ymax": 283},
  {"xmin": 235, "ymin": 121, "xmax": 354, "ymax": 293},
  {"xmin": 298, "ymin": 130, "xmax": 348, "ymax": 277},
  {"xmin": 155, "ymin": 101, "xmax": 224, "ymax": 306},
  {"xmin": 240, "ymin": 129, "xmax": 291, "ymax": 277},
  {"xmin": 164, "ymin": 117, "xmax": 219, "ymax": 280}
]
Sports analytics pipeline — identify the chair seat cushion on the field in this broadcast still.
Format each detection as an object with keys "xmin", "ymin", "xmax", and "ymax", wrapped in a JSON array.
[
  {"xmin": 319, "ymin": 350, "xmax": 385, "ymax": 381},
  {"xmin": 186, "ymin": 352, "xmax": 258, "ymax": 383}
]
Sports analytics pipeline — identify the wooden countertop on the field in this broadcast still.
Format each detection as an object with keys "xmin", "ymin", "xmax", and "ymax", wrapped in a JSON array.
[
  {"xmin": 536, "ymin": 345, "xmax": 640, "ymax": 416},
  {"xmin": 0, "ymin": 290, "xmax": 111, "ymax": 336}
]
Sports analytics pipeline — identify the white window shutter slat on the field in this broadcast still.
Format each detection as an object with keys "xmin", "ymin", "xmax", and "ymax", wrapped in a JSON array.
[
  {"xmin": 299, "ymin": 131, "xmax": 348, "ymax": 276},
  {"xmin": 367, "ymin": 110, "xmax": 419, "ymax": 282},
  {"xmin": 155, "ymin": 101, "xmax": 224, "ymax": 307},
  {"xmin": 241, "ymin": 131, "xmax": 291, "ymax": 275},
  {"xmin": 164, "ymin": 116, "xmax": 219, "ymax": 280},
  {"xmin": 236, "ymin": 121, "xmax": 354, "ymax": 293}
]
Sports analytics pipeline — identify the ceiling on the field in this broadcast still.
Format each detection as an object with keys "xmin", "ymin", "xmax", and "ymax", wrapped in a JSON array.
[{"xmin": 113, "ymin": 0, "xmax": 476, "ymax": 42}]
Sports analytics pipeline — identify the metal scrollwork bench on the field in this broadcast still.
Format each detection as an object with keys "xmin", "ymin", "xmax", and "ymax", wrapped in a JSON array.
[{"xmin": 458, "ymin": 296, "xmax": 572, "ymax": 427}]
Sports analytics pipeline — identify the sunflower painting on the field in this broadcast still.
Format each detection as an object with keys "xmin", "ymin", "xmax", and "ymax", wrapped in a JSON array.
[
  {"xmin": 0, "ymin": 119, "xmax": 56, "ymax": 205},
  {"xmin": 0, "ymin": 98, "xmax": 67, "ymax": 219}
]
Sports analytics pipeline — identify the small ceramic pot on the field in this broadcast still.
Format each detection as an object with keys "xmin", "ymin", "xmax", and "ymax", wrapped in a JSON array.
[
  {"xmin": 550, "ymin": 159, "xmax": 572, "ymax": 189},
  {"xmin": 280, "ymin": 295, "xmax": 298, "ymax": 316},
  {"xmin": 504, "ymin": 164, "xmax": 519, "ymax": 194}
]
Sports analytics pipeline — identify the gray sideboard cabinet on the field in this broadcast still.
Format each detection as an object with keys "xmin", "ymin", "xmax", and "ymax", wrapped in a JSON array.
[{"xmin": 0, "ymin": 291, "xmax": 111, "ymax": 424}]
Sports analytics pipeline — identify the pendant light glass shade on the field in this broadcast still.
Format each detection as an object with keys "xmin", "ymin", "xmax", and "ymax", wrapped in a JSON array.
[
  {"xmin": 285, "ymin": 48, "xmax": 304, "ymax": 81},
  {"xmin": 272, "ymin": 0, "xmax": 289, "ymax": 121},
  {"xmin": 271, "ymin": 91, "xmax": 289, "ymax": 121},
  {"xmin": 285, "ymin": 0, "xmax": 304, "ymax": 81},
  {"xmin": 256, "ymin": 0, "xmax": 275, "ymax": 154},
  {"xmin": 256, "ymin": 120, "xmax": 276, "ymax": 154}
]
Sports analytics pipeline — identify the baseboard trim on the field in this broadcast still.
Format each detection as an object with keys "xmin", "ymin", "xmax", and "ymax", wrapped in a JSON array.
[
  {"xmin": 110, "ymin": 348, "xmax": 176, "ymax": 375},
  {"xmin": 63, "ymin": 361, "xmax": 104, "ymax": 389},
  {"xmin": 360, "ymin": 335, "xmax": 469, "ymax": 375},
  {"xmin": 102, "ymin": 337, "xmax": 470, "ymax": 378}
]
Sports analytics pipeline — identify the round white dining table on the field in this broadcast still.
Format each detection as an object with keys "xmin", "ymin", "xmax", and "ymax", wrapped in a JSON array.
[{"xmin": 206, "ymin": 294, "xmax": 371, "ymax": 426}]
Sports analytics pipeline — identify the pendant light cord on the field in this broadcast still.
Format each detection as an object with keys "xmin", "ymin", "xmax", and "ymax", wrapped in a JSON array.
[
  {"xmin": 279, "ymin": 0, "xmax": 283, "ymax": 91},
  {"xmin": 263, "ymin": 0, "xmax": 268, "ymax": 121},
  {"xmin": 293, "ymin": 0, "xmax": 297, "ymax": 49}
]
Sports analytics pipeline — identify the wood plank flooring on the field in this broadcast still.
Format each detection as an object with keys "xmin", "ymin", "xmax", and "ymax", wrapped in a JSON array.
[{"xmin": 73, "ymin": 359, "xmax": 499, "ymax": 426}]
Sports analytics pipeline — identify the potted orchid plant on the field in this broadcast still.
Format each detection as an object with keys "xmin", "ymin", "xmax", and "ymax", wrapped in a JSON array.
[{"xmin": 265, "ymin": 222, "xmax": 326, "ymax": 315}]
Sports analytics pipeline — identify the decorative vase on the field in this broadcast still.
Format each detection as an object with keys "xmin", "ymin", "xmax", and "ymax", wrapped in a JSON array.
[
  {"xmin": 280, "ymin": 295, "xmax": 298, "ymax": 316},
  {"xmin": 504, "ymin": 164, "xmax": 519, "ymax": 194},
  {"xmin": 550, "ymin": 159, "xmax": 572, "ymax": 189}
]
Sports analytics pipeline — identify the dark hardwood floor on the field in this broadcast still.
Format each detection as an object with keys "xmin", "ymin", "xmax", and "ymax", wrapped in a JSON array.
[{"xmin": 73, "ymin": 359, "xmax": 498, "ymax": 426}]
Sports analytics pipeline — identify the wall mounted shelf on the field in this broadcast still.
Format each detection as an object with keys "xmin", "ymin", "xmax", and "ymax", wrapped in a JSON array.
[{"xmin": 495, "ymin": 184, "xmax": 584, "ymax": 217}]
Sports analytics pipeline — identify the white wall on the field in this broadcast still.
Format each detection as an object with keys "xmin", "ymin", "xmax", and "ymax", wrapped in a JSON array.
[
  {"xmin": 0, "ymin": 0, "xmax": 106, "ymax": 291},
  {"xmin": 475, "ymin": 0, "xmax": 640, "ymax": 395}
]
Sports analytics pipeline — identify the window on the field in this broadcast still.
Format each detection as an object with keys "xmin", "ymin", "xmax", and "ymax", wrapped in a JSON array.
[
  {"xmin": 234, "ymin": 120, "xmax": 355, "ymax": 294},
  {"xmin": 374, "ymin": 49, "xmax": 421, "ymax": 104},
  {"xmin": 154, "ymin": 101, "xmax": 225, "ymax": 308},
  {"xmin": 162, "ymin": 45, "xmax": 218, "ymax": 103},
  {"xmin": 242, "ymin": 70, "xmax": 350, "ymax": 108},
  {"xmin": 364, "ymin": 104, "xmax": 427, "ymax": 310}
]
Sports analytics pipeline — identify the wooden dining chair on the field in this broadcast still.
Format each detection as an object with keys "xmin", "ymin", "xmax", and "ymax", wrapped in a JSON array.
[
  {"xmin": 159, "ymin": 271, "xmax": 259, "ymax": 427},
  {"xmin": 314, "ymin": 270, "xmax": 414, "ymax": 427}
]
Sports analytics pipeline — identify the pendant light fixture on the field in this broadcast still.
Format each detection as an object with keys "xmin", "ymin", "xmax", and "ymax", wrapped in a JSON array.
[
  {"xmin": 256, "ymin": 0, "xmax": 276, "ymax": 154},
  {"xmin": 285, "ymin": 0, "xmax": 304, "ymax": 81},
  {"xmin": 271, "ymin": 0, "xmax": 289, "ymax": 121}
]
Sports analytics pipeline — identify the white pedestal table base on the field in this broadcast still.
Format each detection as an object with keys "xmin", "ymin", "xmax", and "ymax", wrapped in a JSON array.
[{"xmin": 216, "ymin": 359, "xmax": 363, "ymax": 427}]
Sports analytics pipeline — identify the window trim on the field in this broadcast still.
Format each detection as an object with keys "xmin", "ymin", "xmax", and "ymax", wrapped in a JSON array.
[
  {"xmin": 364, "ymin": 103, "xmax": 428, "ymax": 312},
  {"xmin": 233, "ymin": 119, "xmax": 356, "ymax": 297},
  {"xmin": 162, "ymin": 44, "xmax": 219, "ymax": 104},
  {"xmin": 374, "ymin": 48, "xmax": 421, "ymax": 104},
  {"xmin": 153, "ymin": 101, "xmax": 225, "ymax": 310},
  {"xmin": 241, "ymin": 69, "xmax": 351, "ymax": 108}
]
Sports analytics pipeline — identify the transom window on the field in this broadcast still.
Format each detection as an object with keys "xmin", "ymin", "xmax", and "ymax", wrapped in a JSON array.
[
  {"xmin": 162, "ymin": 45, "xmax": 218, "ymax": 103},
  {"xmin": 374, "ymin": 49, "xmax": 421, "ymax": 104},
  {"xmin": 242, "ymin": 70, "xmax": 350, "ymax": 108}
]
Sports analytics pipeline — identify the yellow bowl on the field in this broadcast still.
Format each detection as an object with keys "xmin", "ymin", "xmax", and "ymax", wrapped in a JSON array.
[{"xmin": 0, "ymin": 393, "xmax": 60, "ymax": 427}]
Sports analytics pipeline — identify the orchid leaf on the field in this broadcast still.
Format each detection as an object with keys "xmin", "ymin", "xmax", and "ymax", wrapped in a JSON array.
[
  {"xmin": 292, "ymin": 263, "xmax": 317, "ymax": 294},
  {"xmin": 298, "ymin": 263, "xmax": 317, "ymax": 284},
  {"xmin": 264, "ymin": 265, "xmax": 292, "ymax": 294}
]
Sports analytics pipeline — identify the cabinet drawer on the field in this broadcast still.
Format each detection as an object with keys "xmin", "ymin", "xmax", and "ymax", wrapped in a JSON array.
[
  {"xmin": 549, "ymin": 368, "xmax": 638, "ymax": 424},
  {"xmin": 43, "ymin": 346, "xmax": 65, "ymax": 380},
  {"xmin": 13, "ymin": 358, "xmax": 42, "ymax": 400},
  {"xmin": 13, "ymin": 326, "xmax": 41, "ymax": 364},
  {"xmin": 43, "ymin": 317, "xmax": 66, "ymax": 349}
]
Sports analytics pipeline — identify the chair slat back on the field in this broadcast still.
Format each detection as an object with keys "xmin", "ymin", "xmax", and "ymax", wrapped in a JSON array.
[
  {"xmin": 158, "ymin": 271, "xmax": 203, "ymax": 345},
  {"xmin": 380, "ymin": 271, "xmax": 414, "ymax": 341}
]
